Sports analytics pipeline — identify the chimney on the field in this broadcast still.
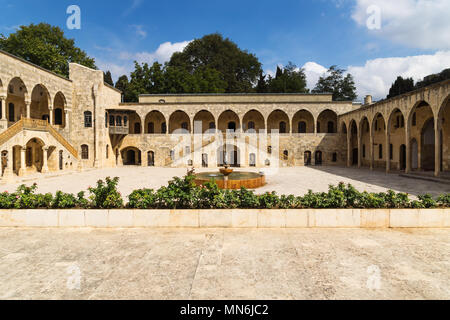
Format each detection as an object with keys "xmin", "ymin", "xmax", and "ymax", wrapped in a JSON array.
[{"xmin": 364, "ymin": 95, "xmax": 373, "ymax": 105}]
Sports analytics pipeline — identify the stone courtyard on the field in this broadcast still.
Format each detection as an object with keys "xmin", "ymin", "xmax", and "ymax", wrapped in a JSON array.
[
  {"xmin": 1, "ymin": 166, "xmax": 449, "ymax": 197},
  {"xmin": 0, "ymin": 227, "xmax": 448, "ymax": 299}
]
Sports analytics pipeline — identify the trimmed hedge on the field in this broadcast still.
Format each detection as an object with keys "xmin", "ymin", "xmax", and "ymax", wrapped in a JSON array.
[{"xmin": 0, "ymin": 174, "xmax": 449, "ymax": 210}]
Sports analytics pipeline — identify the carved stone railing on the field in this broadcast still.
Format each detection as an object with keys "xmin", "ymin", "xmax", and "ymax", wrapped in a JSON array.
[
  {"xmin": 0, "ymin": 119, "xmax": 24, "ymax": 146},
  {"xmin": 0, "ymin": 117, "xmax": 78, "ymax": 159}
]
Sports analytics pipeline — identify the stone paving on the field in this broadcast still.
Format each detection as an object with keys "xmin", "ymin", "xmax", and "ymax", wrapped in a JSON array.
[
  {"xmin": 0, "ymin": 228, "xmax": 449, "ymax": 300},
  {"xmin": 1, "ymin": 166, "xmax": 449, "ymax": 197}
]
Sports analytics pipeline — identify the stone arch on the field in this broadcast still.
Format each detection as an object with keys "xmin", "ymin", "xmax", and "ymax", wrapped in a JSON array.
[
  {"xmin": 193, "ymin": 110, "xmax": 215, "ymax": 134},
  {"xmin": 407, "ymin": 101, "xmax": 435, "ymax": 172},
  {"xmin": 349, "ymin": 119, "xmax": 358, "ymax": 166},
  {"xmin": 23, "ymin": 137, "xmax": 46, "ymax": 174},
  {"xmin": 292, "ymin": 109, "xmax": 314, "ymax": 133},
  {"xmin": 438, "ymin": 94, "xmax": 449, "ymax": 173},
  {"xmin": 53, "ymin": 91, "xmax": 66, "ymax": 127},
  {"xmin": 128, "ymin": 112, "xmax": 142, "ymax": 134},
  {"xmin": 169, "ymin": 110, "xmax": 191, "ymax": 134},
  {"xmin": 7, "ymin": 77, "xmax": 28, "ymax": 122},
  {"xmin": 317, "ymin": 109, "xmax": 337, "ymax": 133},
  {"xmin": 217, "ymin": 143, "xmax": 241, "ymax": 167},
  {"xmin": 387, "ymin": 108, "xmax": 406, "ymax": 171},
  {"xmin": 121, "ymin": 146, "xmax": 141, "ymax": 165},
  {"xmin": 145, "ymin": 110, "xmax": 166, "ymax": 134},
  {"xmin": 359, "ymin": 116, "xmax": 370, "ymax": 167},
  {"xmin": 218, "ymin": 110, "xmax": 240, "ymax": 133},
  {"xmin": 371, "ymin": 112, "xmax": 386, "ymax": 168},
  {"xmin": 31, "ymin": 84, "xmax": 52, "ymax": 121},
  {"xmin": 267, "ymin": 109, "xmax": 290, "ymax": 134},
  {"xmin": 242, "ymin": 109, "xmax": 265, "ymax": 133}
]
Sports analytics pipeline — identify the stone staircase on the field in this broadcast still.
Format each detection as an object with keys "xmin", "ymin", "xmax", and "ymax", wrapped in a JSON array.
[{"xmin": 0, "ymin": 118, "xmax": 78, "ymax": 158}]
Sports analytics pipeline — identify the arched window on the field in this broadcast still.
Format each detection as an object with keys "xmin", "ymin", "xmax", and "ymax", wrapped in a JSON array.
[
  {"xmin": 105, "ymin": 112, "xmax": 108, "ymax": 128},
  {"xmin": 317, "ymin": 122, "xmax": 321, "ymax": 133},
  {"xmin": 248, "ymin": 121, "xmax": 255, "ymax": 130},
  {"xmin": 116, "ymin": 116, "xmax": 122, "ymax": 126},
  {"xmin": 81, "ymin": 145, "xmax": 89, "ymax": 159},
  {"xmin": 332, "ymin": 152, "xmax": 337, "ymax": 162},
  {"xmin": 161, "ymin": 122, "xmax": 167, "ymax": 133},
  {"xmin": 148, "ymin": 122, "xmax": 154, "ymax": 134},
  {"xmin": 181, "ymin": 122, "xmax": 188, "ymax": 131},
  {"xmin": 123, "ymin": 116, "xmax": 128, "ymax": 126},
  {"xmin": 106, "ymin": 145, "xmax": 109, "ymax": 159},
  {"xmin": 379, "ymin": 144, "xmax": 383, "ymax": 159},
  {"xmin": 109, "ymin": 115, "xmax": 115, "ymax": 126},
  {"xmin": 283, "ymin": 150, "xmax": 289, "ymax": 160},
  {"xmin": 249, "ymin": 153, "xmax": 256, "ymax": 167},
  {"xmin": 412, "ymin": 112, "xmax": 417, "ymax": 126},
  {"xmin": 298, "ymin": 121, "xmax": 306, "ymax": 133},
  {"xmin": 8, "ymin": 103, "xmax": 15, "ymax": 122},
  {"xmin": 209, "ymin": 122, "xmax": 215, "ymax": 129},
  {"xmin": 84, "ymin": 111, "xmax": 92, "ymax": 127},
  {"xmin": 327, "ymin": 121, "xmax": 334, "ymax": 133},
  {"xmin": 363, "ymin": 144, "xmax": 366, "ymax": 158},
  {"xmin": 55, "ymin": 108, "xmax": 63, "ymax": 125},
  {"xmin": 279, "ymin": 121, "xmax": 287, "ymax": 133},
  {"xmin": 228, "ymin": 122, "xmax": 236, "ymax": 132}
]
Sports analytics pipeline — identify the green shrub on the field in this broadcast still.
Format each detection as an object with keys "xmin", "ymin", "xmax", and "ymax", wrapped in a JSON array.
[
  {"xmin": 88, "ymin": 177, "xmax": 123, "ymax": 209},
  {"xmin": 127, "ymin": 188, "xmax": 156, "ymax": 209},
  {"xmin": 437, "ymin": 194, "xmax": 450, "ymax": 207},
  {"xmin": 417, "ymin": 194, "xmax": 437, "ymax": 208},
  {"xmin": 1, "ymin": 175, "xmax": 448, "ymax": 210}
]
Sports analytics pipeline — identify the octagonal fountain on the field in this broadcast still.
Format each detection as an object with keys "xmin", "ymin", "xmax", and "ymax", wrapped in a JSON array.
[{"xmin": 194, "ymin": 165, "xmax": 266, "ymax": 189}]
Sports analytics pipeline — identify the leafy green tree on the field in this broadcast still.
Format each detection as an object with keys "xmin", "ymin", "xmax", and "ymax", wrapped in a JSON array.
[
  {"xmin": 415, "ymin": 68, "xmax": 450, "ymax": 89},
  {"xmin": 256, "ymin": 72, "xmax": 268, "ymax": 93},
  {"xmin": 312, "ymin": 65, "xmax": 357, "ymax": 101},
  {"xmin": 387, "ymin": 76, "xmax": 415, "ymax": 99},
  {"xmin": 103, "ymin": 71, "xmax": 114, "ymax": 86},
  {"xmin": 115, "ymin": 75, "xmax": 136, "ymax": 102},
  {"xmin": 168, "ymin": 33, "xmax": 262, "ymax": 93},
  {"xmin": 0, "ymin": 23, "xmax": 96, "ymax": 77},
  {"xmin": 267, "ymin": 62, "xmax": 309, "ymax": 93}
]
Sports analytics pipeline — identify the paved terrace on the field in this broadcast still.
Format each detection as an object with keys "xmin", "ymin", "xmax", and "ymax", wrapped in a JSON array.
[
  {"xmin": 1, "ymin": 166, "xmax": 449, "ymax": 197},
  {"xmin": 0, "ymin": 228, "xmax": 448, "ymax": 299}
]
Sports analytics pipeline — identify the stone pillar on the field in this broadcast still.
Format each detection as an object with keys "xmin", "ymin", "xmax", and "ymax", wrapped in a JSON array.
[
  {"xmin": 18, "ymin": 147, "xmax": 26, "ymax": 176},
  {"xmin": 435, "ymin": 119, "xmax": 441, "ymax": 177},
  {"xmin": 141, "ymin": 150, "xmax": 146, "ymax": 167},
  {"xmin": 3, "ymin": 148, "xmax": 14, "ymax": 181},
  {"xmin": 346, "ymin": 131, "xmax": 351, "ymax": 167},
  {"xmin": 0, "ymin": 96, "xmax": 6, "ymax": 120},
  {"xmin": 405, "ymin": 126, "xmax": 411, "ymax": 174},
  {"xmin": 49, "ymin": 105, "xmax": 54, "ymax": 124},
  {"xmin": 42, "ymin": 147, "xmax": 49, "ymax": 173},
  {"xmin": 314, "ymin": 118, "xmax": 318, "ymax": 135},
  {"xmin": 385, "ymin": 131, "xmax": 390, "ymax": 173},
  {"xmin": 369, "ymin": 127, "xmax": 374, "ymax": 170},
  {"xmin": 357, "ymin": 132, "xmax": 362, "ymax": 168},
  {"xmin": 25, "ymin": 101, "xmax": 31, "ymax": 119},
  {"xmin": 64, "ymin": 109, "xmax": 69, "ymax": 129}
]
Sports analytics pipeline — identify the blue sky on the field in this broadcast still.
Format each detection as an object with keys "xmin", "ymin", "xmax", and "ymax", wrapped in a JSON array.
[{"xmin": 1, "ymin": 0, "xmax": 450, "ymax": 100}]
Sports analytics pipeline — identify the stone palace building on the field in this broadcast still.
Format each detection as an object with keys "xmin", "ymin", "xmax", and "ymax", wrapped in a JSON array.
[{"xmin": 0, "ymin": 49, "xmax": 449, "ymax": 182}]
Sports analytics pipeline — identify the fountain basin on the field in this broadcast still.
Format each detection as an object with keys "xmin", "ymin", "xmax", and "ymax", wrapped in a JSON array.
[{"xmin": 194, "ymin": 171, "xmax": 266, "ymax": 189}]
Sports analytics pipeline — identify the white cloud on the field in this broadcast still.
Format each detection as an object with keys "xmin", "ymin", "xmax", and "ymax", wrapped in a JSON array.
[
  {"xmin": 348, "ymin": 51, "xmax": 450, "ymax": 100},
  {"xmin": 302, "ymin": 62, "xmax": 328, "ymax": 90},
  {"xmin": 134, "ymin": 41, "xmax": 192, "ymax": 64},
  {"xmin": 130, "ymin": 25, "xmax": 147, "ymax": 39},
  {"xmin": 123, "ymin": 0, "xmax": 143, "ymax": 16},
  {"xmin": 95, "ymin": 40, "xmax": 192, "ymax": 82},
  {"xmin": 305, "ymin": 51, "xmax": 450, "ymax": 101},
  {"xmin": 352, "ymin": 0, "xmax": 450, "ymax": 50}
]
